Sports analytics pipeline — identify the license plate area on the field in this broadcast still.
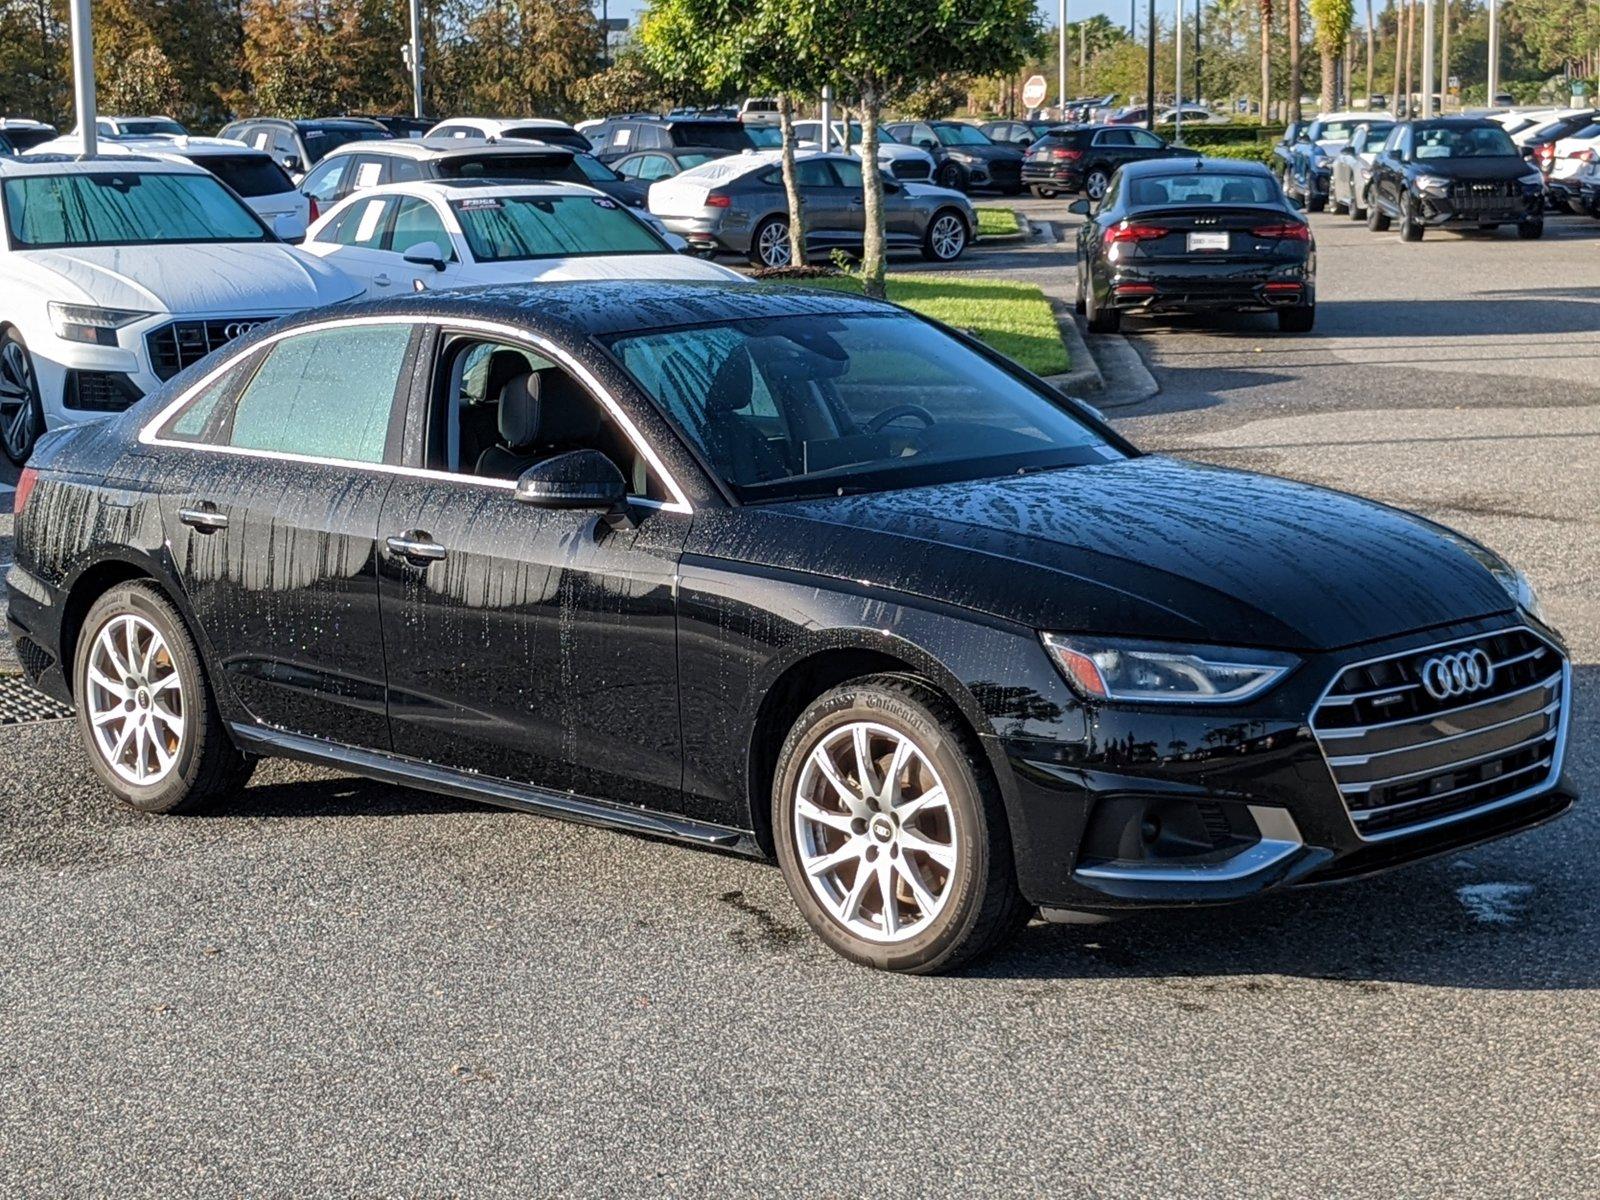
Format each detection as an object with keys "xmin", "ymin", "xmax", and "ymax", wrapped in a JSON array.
[{"xmin": 1187, "ymin": 231, "xmax": 1230, "ymax": 252}]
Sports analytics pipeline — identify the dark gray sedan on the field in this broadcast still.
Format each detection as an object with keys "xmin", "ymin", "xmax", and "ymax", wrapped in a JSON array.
[{"xmin": 646, "ymin": 151, "xmax": 979, "ymax": 268}]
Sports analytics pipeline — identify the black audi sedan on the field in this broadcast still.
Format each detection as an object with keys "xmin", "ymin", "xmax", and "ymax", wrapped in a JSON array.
[
  {"xmin": 1365, "ymin": 118, "xmax": 1546, "ymax": 240},
  {"xmin": 1071, "ymin": 157, "xmax": 1317, "ymax": 334},
  {"xmin": 8, "ymin": 283, "xmax": 1574, "ymax": 974}
]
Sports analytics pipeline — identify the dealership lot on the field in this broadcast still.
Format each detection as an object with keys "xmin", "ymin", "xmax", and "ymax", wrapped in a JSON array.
[{"xmin": 1, "ymin": 208, "xmax": 1597, "ymax": 1196}]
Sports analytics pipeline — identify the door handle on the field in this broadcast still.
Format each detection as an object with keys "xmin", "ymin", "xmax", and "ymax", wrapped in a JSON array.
[
  {"xmin": 373, "ymin": 273, "xmax": 392, "ymax": 287},
  {"xmin": 178, "ymin": 503, "xmax": 228, "ymax": 533},
  {"xmin": 386, "ymin": 532, "xmax": 447, "ymax": 564}
]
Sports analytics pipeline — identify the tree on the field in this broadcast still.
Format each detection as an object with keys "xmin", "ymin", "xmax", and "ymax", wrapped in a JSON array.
[
  {"xmin": 1309, "ymin": 0, "xmax": 1353, "ymax": 112},
  {"xmin": 1259, "ymin": 0, "xmax": 1273, "ymax": 122},
  {"xmin": 1365, "ymin": 0, "xmax": 1375, "ymax": 105},
  {"xmin": 1287, "ymin": 0, "xmax": 1302, "ymax": 119},
  {"xmin": 900, "ymin": 74, "xmax": 968, "ymax": 121},
  {"xmin": 775, "ymin": 0, "xmax": 1034, "ymax": 296},
  {"xmin": 572, "ymin": 48, "xmax": 671, "ymax": 115}
]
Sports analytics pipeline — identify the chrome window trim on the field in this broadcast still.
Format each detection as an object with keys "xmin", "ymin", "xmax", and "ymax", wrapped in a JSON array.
[
  {"xmin": 1308, "ymin": 625, "xmax": 1570, "ymax": 842},
  {"xmin": 137, "ymin": 312, "xmax": 694, "ymax": 513}
]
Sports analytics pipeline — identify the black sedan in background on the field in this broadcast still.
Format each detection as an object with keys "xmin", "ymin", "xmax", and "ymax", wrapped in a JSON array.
[
  {"xmin": 9, "ymin": 283, "xmax": 1572, "ymax": 974},
  {"xmin": 1073, "ymin": 157, "xmax": 1316, "ymax": 333},
  {"xmin": 1366, "ymin": 118, "xmax": 1546, "ymax": 240},
  {"xmin": 883, "ymin": 120, "xmax": 1025, "ymax": 193},
  {"xmin": 1023, "ymin": 124, "xmax": 1182, "ymax": 199}
]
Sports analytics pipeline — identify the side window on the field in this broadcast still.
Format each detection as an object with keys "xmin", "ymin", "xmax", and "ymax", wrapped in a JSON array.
[
  {"xmin": 301, "ymin": 157, "xmax": 349, "ymax": 202},
  {"xmin": 831, "ymin": 158, "xmax": 863, "ymax": 188},
  {"xmin": 611, "ymin": 125, "xmax": 634, "ymax": 149},
  {"xmin": 387, "ymin": 157, "xmax": 424, "ymax": 183},
  {"xmin": 794, "ymin": 159, "xmax": 837, "ymax": 188},
  {"xmin": 388, "ymin": 197, "xmax": 453, "ymax": 258},
  {"xmin": 227, "ymin": 324, "xmax": 413, "ymax": 464},
  {"xmin": 1129, "ymin": 129, "xmax": 1164, "ymax": 148},
  {"xmin": 1096, "ymin": 130, "xmax": 1134, "ymax": 147},
  {"xmin": 333, "ymin": 196, "xmax": 394, "ymax": 247},
  {"xmin": 155, "ymin": 351, "xmax": 263, "ymax": 443},
  {"xmin": 637, "ymin": 154, "xmax": 675, "ymax": 181},
  {"xmin": 351, "ymin": 155, "xmax": 387, "ymax": 191}
]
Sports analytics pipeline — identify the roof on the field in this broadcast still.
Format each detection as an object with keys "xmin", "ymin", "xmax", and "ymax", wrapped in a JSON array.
[
  {"xmin": 1307, "ymin": 112, "xmax": 1372, "ymax": 124},
  {"xmin": 321, "ymin": 136, "xmax": 574, "ymax": 161},
  {"xmin": 669, "ymin": 148, "xmax": 851, "ymax": 183},
  {"xmin": 336, "ymin": 179, "xmax": 603, "ymax": 203},
  {"xmin": 1404, "ymin": 116, "xmax": 1504, "ymax": 127},
  {"xmin": 1116, "ymin": 155, "xmax": 1271, "ymax": 177},
  {"xmin": 0, "ymin": 154, "xmax": 204, "ymax": 177},
  {"xmin": 428, "ymin": 117, "xmax": 577, "ymax": 134},
  {"xmin": 268, "ymin": 280, "xmax": 897, "ymax": 342},
  {"xmin": 238, "ymin": 116, "xmax": 390, "ymax": 130},
  {"xmin": 29, "ymin": 134, "xmax": 271, "ymax": 160}
]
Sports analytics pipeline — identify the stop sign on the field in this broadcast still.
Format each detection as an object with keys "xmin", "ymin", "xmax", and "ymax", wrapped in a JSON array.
[{"xmin": 1022, "ymin": 75, "xmax": 1048, "ymax": 110}]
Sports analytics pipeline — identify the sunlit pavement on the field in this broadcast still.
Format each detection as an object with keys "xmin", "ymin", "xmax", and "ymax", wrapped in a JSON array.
[{"xmin": 1, "ymin": 209, "xmax": 1597, "ymax": 1196}]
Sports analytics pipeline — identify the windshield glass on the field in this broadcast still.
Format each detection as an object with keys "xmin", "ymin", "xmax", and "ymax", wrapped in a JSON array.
[
  {"xmin": 118, "ymin": 119, "xmax": 185, "ymax": 137},
  {"xmin": 744, "ymin": 125, "xmax": 782, "ymax": 148},
  {"xmin": 1414, "ymin": 124, "xmax": 1518, "ymax": 158},
  {"xmin": 1127, "ymin": 171, "xmax": 1281, "ymax": 206},
  {"xmin": 1313, "ymin": 120, "xmax": 1358, "ymax": 141},
  {"xmin": 572, "ymin": 153, "xmax": 621, "ymax": 182},
  {"xmin": 201, "ymin": 154, "xmax": 294, "ymax": 197},
  {"xmin": 451, "ymin": 194, "xmax": 665, "ymax": 261},
  {"xmin": 1357, "ymin": 122, "xmax": 1395, "ymax": 145},
  {"xmin": 4, "ymin": 170, "xmax": 268, "ymax": 248},
  {"xmin": 675, "ymin": 123, "xmax": 760, "ymax": 151},
  {"xmin": 303, "ymin": 126, "xmax": 391, "ymax": 163},
  {"xmin": 607, "ymin": 312, "xmax": 1120, "ymax": 501},
  {"xmin": 934, "ymin": 124, "xmax": 992, "ymax": 147}
]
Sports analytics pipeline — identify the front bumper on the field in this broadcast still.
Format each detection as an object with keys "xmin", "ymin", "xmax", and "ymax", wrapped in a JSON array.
[
  {"xmin": 998, "ymin": 616, "xmax": 1576, "ymax": 911},
  {"xmin": 1414, "ymin": 187, "xmax": 1542, "ymax": 226}
]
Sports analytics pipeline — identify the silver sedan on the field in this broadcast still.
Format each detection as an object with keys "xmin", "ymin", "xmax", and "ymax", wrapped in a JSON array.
[
  {"xmin": 1329, "ymin": 119, "xmax": 1394, "ymax": 221},
  {"xmin": 647, "ymin": 151, "xmax": 979, "ymax": 268}
]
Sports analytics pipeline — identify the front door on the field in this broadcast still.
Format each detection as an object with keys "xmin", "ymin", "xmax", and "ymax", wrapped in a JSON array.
[
  {"xmin": 153, "ymin": 321, "xmax": 420, "ymax": 747},
  {"xmin": 375, "ymin": 332, "xmax": 689, "ymax": 811}
]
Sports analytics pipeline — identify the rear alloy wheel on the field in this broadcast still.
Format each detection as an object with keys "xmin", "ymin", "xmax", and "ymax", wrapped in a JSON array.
[
  {"xmin": 0, "ymin": 330, "xmax": 42, "ymax": 466},
  {"xmin": 1398, "ymin": 193, "xmax": 1424, "ymax": 241},
  {"xmin": 773, "ymin": 676, "xmax": 1028, "ymax": 973},
  {"xmin": 74, "ymin": 582, "xmax": 254, "ymax": 814},
  {"xmin": 748, "ymin": 216, "xmax": 793, "ymax": 268},
  {"xmin": 1084, "ymin": 168, "xmax": 1111, "ymax": 202},
  {"xmin": 1277, "ymin": 304, "xmax": 1316, "ymax": 333},
  {"xmin": 920, "ymin": 210, "xmax": 968, "ymax": 261},
  {"xmin": 1517, "ymin": 218, "xmax": 1545, "ymax": 240},
  {"xmin": 1085, "ymin": 278, "xmax": 1121, "ymax": 334}
]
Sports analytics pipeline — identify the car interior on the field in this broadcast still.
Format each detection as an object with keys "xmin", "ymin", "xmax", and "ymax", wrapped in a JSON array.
[{"xmin": 428, "ymin": 337, "xmax": 662, "ymax": 499}]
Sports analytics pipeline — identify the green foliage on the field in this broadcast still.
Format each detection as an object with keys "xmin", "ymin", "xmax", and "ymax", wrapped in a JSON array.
[
  {"xmin": 900, "ymin": 74, "xmax": 969, "ymax": 121},
  {"xmin": 1198, "ymin": 140, "xmax": 1278, "ymax": 165},
  {"xmin": 1308, "ymin": 0, "xmax": 1355, "ymax": 55},
  {"xmin": 973, "ymin": 206, "xmax": 1020, "ymax": 237},
  {"xmin": 102, "ymin": 44, "xmax": 184, "ymax": 115},
  {"xmin": 1170, "ymin": 123, "xmax": 1285, "ymax": 146},
  {"xmin": 572, "ymin": 50, "xmax": 673, "ymax": 115}
]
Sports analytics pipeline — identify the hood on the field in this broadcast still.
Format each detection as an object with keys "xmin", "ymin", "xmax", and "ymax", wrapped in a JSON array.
[
  {"xmin": 746, "ymin": 457, "xmax": 1514, "ymax": 652},
  {"xmin": 901, "ymin": 182, "xmax": 970, "ymax": 204},
  {"xmin": 466, "ymin": 253, "xmax": 746, "ymax": 284},
  {"xmin": 1411, "ymin": 156, "xmax": 1533, "ymax": 182},
  {"xmin": 873, "ymin": 143, "xmax": 928, "ymax": 162},
  {"xmin": 948, "ymin": 142, "xmax": 1023, "ymax": 162},
  {"xmin": 21, "ymin": 242, "xmax": 360, "ymax": 313}
]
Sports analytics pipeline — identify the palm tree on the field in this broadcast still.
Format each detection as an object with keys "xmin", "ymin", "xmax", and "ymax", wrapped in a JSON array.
[
  {"xmin": 1365, "ymin": 0, "xmax": 1375, "ymax": 107},
  {"xmin": 1288, "ymin": 0, "xmax": 1303, "ymax": 121}
]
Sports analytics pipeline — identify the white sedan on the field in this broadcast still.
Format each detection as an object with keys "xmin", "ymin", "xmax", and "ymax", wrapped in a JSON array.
[
  {"xmin": 299, "ymin": 180, "xmax": 746, "ymax": 298},
  {"xmin": 0, "ymin": 155, "xmax": 360, "ymax": 463}
]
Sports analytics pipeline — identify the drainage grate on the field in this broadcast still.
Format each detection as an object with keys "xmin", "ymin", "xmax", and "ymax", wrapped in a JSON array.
[{"xmin": 0, "ymin": 675, "xmax": 74, "ymax": 724}]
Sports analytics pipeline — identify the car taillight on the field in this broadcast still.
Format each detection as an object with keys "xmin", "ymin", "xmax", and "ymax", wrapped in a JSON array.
[
  {"xmin": 1578, "ymin": 149, "xmax": 1596, "ymax": 162},
  {"xmin": 307, "ymin": 197, "xmax": 320, "ymax": 223},
  {"xmin": 1536, "ymin": 143, "xmax": 1554, "ymax": 162},
  {"xmin": 1251, "ymin": 221, "xmax": 1311, "ymax": 240},
  {"xmin": 705, "ymin": 192, "xmax": 733, "ymax": 208},
  {"xmin": 1051, "ymin": 148, "xmax": 1083, "ymax": 161},
  {"xmin": 1104, "ymin": 222, "xmax": 1169, "ymax": 245},
  {"xmin": 13, "ymin": 466, "xmax": 38, "ymax": 515}
]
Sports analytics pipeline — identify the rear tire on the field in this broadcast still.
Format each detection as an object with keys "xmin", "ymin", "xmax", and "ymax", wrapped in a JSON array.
[
  {"xmin": 1517, "ymin": 218, "xmax": 1544, "ymax": 240},
  {"xmin": 748, "ymin": 216, "xmax": 793, "ymax": 268},
  {"xmin": 73, "ymin": 581, "xmax": 255, "ymax": 815},
  {"xmin": 1277, "ymin": 304, "xmax": 1316, "ymax": 333},
  {"xmin": 1085, "ymin": 282, "xmax": 1122, "ymax": 334},
  {"xmin": 1308, "ymin": 192, "xmax": 1326, "ymax": 212},
  {"xmin": 920, "ymin": 209, "xmax": 968, "ymax": 261},
  {"xmin": 1074, "ymin": 266, "xmax": 1087, "ymax": 315},
  {"xmin": 1398, "ymin": 194, "xmax": 1424, "ymax": 241},
  {"xmin": 772, "ymin": 675, "xmax": 1030, "ymax": 974}
]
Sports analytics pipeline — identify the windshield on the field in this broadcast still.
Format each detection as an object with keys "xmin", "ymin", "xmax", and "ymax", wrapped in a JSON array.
[
  {"xmin": 200, "ymin": 154, "xmax": 295, "ymax": 197},
  {"xmin": 4, "ymin": 170, "xmax": 268, "ymax": 248},
  {"xmin": 1312, "ymin": 120, "xmax": 1358, "ymax": 141},
  {"xmin": 504, "ymin": 126, "xmax": 591, "ymax": 153},
  {"xmin": 674, "ymin": 123, "xmax": 760, "ymax": 151},
  {"xmin": 744, "ymin": 125, "xmax": 782, "ymax": 148},
  {"xmin": 1357, "ymin": 122, "xmax": 1395, "ymax": 145},
  {"xmin": 1414, "ymin": 124, "xmax": 1518, "ymax": 158},
  {"xmin": 452, "ymin": 194, "xmax": 665, "ymax": 261},
  {"xmin": 437, "ymin": 154, "xmax": 587, "ymax": 185},
  {"xmin": 572, "ymin": 153, "xmax": 621, "ymax": 182},
  {"xmin": 117, "ymin": 119, "xmax": 185, "ymax": 137},
  {"xmin": 934, "ymin": 124, "xmax": 992, "ymax": 147},
  {"xmin": 606, "ymin": 311, "xmax": 1120, "ymax": 501},
  {"xmin": 302, "ymin": 126, "xmax": 391, "ymax": 163},
  {"xmin": 1127, "ymin": 171, "xmax": 1281, "ymax": 206}
]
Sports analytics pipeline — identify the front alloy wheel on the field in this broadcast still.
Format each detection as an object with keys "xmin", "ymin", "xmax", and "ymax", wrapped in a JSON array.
[{"xmin": 0, "ymin": 332, "xmax": 42, "ymax": 465}]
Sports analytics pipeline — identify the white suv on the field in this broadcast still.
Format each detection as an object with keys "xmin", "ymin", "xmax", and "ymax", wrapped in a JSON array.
[{"xmin": 0, "ymin": 155, "xmax": 360, "ymax": 463}]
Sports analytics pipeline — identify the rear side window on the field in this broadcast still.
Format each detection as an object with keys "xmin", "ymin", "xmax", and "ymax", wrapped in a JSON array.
[
  {"xmin": 225, "ymin": 324, "xmax": 413, "ymax": 464},
  {"xmin": 202, "ymin": 154, "xmax": 294, "ymax": 197},
  {"xmin": 157, "ymin": 352, "xmax": 263, "ymax": 443}
]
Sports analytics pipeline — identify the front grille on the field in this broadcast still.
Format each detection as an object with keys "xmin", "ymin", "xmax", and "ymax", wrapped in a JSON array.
[
  {"xmin": 1448, "ymin": 180, "xmax": 1519, "ymax": 213},
  {"xmin": 891, "ymin": 160, "xmax": 931, "ymax": 181},
  {"xmin": 1310, "ymin": 628, "xmax": 1566, "ymax": 840},
  {"xmin": 146, "ymin": 318, "xmax": 274, "ymax": 382}
]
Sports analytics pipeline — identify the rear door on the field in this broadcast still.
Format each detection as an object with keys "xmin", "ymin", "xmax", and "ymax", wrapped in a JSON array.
[
  {"xmin": 1125, "ymin": 127, "xmax": 1173, "ymax": 164},
  {"xmin": 150, "ymin": 321, "xmax": 421, "ymax": 748},
  {"xmin": 309, "ymin": 195, "xmax": 400, "ymax": 296}
]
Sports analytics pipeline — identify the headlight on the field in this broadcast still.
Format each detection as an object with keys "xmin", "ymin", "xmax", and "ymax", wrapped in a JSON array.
[
  {"xmin": 1414, "ymin": 174, "xmax": 1451, "ymax": 194},
  {"xmin": 1040, "ymin": 634, "xmax": 1297, "ymax": 704},
  {"xmin": 48, "ymin": 303, "xmax": 152, "ymax": 346},
  {"xmin": 1438, "ymin": 531, "xmax": 1547, "ymax": 622}
]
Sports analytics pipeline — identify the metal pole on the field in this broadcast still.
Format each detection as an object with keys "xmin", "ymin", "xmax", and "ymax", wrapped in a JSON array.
[
  {"xmin": 408, "ymin": 0, "xmax": 424, "ymax": 119},
  {"xmin": 1175, "ymin": 0, "xmax": 1184, "ymax": 141},
  {"xmin": 1487, "ymin": 0, "xmax": 1500, "ymax": 105},
  {"xmin": 1058, "ymin": 0, "xmax": 1068, "ymax": 115},
  {"xmin": 1420, "ymin": 0, "xmax": 1435, "ymax": 116},
  {"xmin": 1194, "ymin": 0, "xmax": 1202, "ymax": 108},
  {"xmin": 820, "ymin": 85, "xmax": 833, "ymax": 152},
  {"xmin": 1146, "ymin": 0, "xmax": 1156, "ymax": 131},
  {"xmin": 69, "ymin": 0, "xmax": 96, "ymax": 156}
]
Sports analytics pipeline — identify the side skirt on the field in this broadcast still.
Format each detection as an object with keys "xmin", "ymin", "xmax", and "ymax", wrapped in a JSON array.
[{"xmin": 229, "ymin": 723, "xmax": 763, "ymax": 856}]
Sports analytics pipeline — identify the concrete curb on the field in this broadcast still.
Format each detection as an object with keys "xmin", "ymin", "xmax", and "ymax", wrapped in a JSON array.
[{"xmin": 1040, "ymin": 297, "xmax": 1105, "ymax": 396}]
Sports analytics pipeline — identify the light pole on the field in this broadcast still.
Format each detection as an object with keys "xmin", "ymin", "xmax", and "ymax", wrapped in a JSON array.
[
  {"xmin": 1058, "ymin": 0, "xmax": 1068, "ymax": 115},
  {"xmin": 408, "ymin": 0, "xmax": 424, "ymax": 120},
  {"xmin": 69, "ymin": 0, "xmax": 96, "ymax": 155},
  {"xmin": 1487, "ymin": 0, "xmax": 1500, "ymax": 104},
  {"xmin": 1175, "ymin": 0, "xmax": 1185, "ymax": 141},
  {"xmin": 1145, "ymin": 0, "xmax": 1156, "ymax": 130},
  {"xmin": 1420, "ymin": 0, "xmax": 1435, "ymax": 116}
]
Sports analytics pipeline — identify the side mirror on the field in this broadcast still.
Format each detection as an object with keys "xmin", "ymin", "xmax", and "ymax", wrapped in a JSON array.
[
  {"xmin": 514, "ymin": 449, "xmax": 631, "ymax": 526},
  {"xmin": 918, "ymin": 139, "xmax": 936, "ymax": 150},
  {"xmin": 1067, "ymin": 198, "xmax": 1092, "ymax": 216},
  {"xmin": 403, "ymin": 240, "xmax": 448, "ymax": 272},
  {"xmin": 283, "ymin": 155, "xmax": 303, "ymax": 174}
]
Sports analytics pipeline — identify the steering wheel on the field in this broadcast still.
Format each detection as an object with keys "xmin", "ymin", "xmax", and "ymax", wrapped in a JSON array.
[{"xmin": 865, "ymin": 405, "xmax": 937, "ymax": 434}]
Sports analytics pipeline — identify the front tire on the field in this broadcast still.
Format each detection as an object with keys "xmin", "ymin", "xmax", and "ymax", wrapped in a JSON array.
[
  {"xmin": 1367, "ymin": 193, "xmax": 1392, "ymax": 231},
  {"xmin": 0, "ymin": 328, "xmax": 43, "ymax": 466},
  {"xmin": 1349, "ymin": 186, "xmax": 1368, "ymax": 220},
  {"xmin": 1032, "ymin": 185, "xmax": 1058, "ymax": 199},
  {"xmin": 772, "ymin": 676, "xmax": 1028, "ymax": 974},
  {"xmin": 1398, "ymin": 193, "xmax": 1424, "ymax": 241},
  {"xmin": 934, "ymin": 161, "xmax": 964, "ymax": 191},
  {"xmin": 73, "ymin": 582, "xmax": 254, "ymax": 814},
  {"xmin": 748, "ymin": 216, "xmax": 793, "ymax": 268},
  {"xmin": 920, "ymin": 209, "xmax": 969, "ymax": 262},
  {"xmin": 1517, "ymin": 218, "xmax": 1545, "ymax": 240}
]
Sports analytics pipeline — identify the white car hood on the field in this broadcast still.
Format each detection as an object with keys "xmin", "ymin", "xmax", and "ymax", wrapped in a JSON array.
[
  {"xmin": 19, "ymin": 242, "xmax": 361, "ymax": 314},
  {"xmin": 464, "ymin": 254, "xmax": 746, "ymax": 284}
]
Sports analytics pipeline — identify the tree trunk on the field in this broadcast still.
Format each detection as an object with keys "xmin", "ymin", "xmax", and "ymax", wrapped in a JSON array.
[
  {"xmin": 1365, "ymin": 0, "xmax": 1375, "ymax": 106},
  {"xmin": 1260, "ymin": 3, "xmax": 1273, "ymax": 125},
  {"xmin": 1288, "ymin": 0, "xmax": 1302, "ymax": 121},
  {"xmin": 1320, "ymin": 48, "xmax": 1336, "ymax": 113},
  {"xmin": 776, "ymin": 93, "xmax": 808, "ymax": 268},
  {"xmin": 859, "ymin": 90, "xmax": 887, "ymax": 300}
]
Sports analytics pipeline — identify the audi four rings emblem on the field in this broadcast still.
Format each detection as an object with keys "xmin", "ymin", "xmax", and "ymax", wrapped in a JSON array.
[
  {"xmin": 1420, "ymin": 649, "xmax": 1495, "ymax": 700},
  {"xmin": 223, "ymin": 321, "xmax": 263, "ymax": 340}
]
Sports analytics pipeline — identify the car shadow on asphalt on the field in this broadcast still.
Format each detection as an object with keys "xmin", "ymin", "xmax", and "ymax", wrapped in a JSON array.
[
  {"xmin": 1124, "ymin": 297, "xmax": 1600, "ymax": 341},
  {"xmin": 195, "ymin": 774, "xmax": 482, "ymax": 820}
]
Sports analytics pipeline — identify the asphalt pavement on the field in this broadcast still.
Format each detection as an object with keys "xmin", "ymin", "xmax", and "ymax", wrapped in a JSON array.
[{"xmin": 1, "ymin": 205, "xmax": 1597, "ymax": 1197}]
